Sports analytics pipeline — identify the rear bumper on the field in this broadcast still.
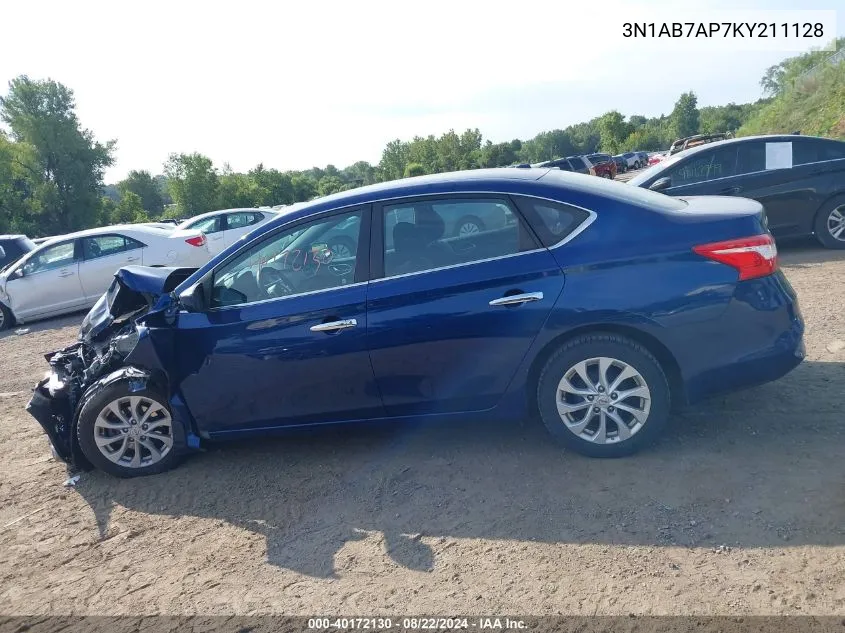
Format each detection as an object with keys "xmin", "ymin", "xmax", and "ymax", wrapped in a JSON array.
[{"xmin": 678, "ymin": 272, "xmax": 805, "ymax": 404}]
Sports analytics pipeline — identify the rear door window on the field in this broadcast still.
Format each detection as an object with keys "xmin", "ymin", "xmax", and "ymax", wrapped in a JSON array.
[
  {"xmin": 793, "ymin": 138, "xmax": 845, "ymax": 165},
  {"xmin": 381, "ymin": 198, "xmax": 532, "ymax": 278}
]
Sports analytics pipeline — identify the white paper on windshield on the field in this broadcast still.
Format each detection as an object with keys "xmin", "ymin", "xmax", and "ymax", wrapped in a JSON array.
[{"xmin": 765, "ymin": 142, "xmax": 792, "ymax": 170}]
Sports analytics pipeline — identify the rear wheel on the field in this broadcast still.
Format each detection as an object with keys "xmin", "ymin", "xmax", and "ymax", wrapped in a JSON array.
[
  {"xmin": 454, "ymin": 216, "xmax": 485, "ymax": 237},
  {"xmin": 328, "ymin": 236, "xmax": 356, "ymax": 260},
  {"xmin": 536, "ymin": 334, "xmax": 670, "ymax": 457},
  {"xmin": 77, "ymin": 380, "xmax": 185, "ymax": 477},
  {"xmin": 0, "ymin": 303, "xmax": 13, "ymax": 331},
  {"xmin": 814, "ymin": 200, "xmax": 845, "ymax": 249}
]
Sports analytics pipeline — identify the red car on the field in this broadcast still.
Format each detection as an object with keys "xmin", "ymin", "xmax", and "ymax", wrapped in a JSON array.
[{"xmin": 585, "ymin": 153, "xmax": 617, "ymax": 179}]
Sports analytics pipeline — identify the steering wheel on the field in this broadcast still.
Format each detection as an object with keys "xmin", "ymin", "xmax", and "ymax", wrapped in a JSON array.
[{"xmin": 258, "ymin": 266, "xmax": 294, "ymax": 298}]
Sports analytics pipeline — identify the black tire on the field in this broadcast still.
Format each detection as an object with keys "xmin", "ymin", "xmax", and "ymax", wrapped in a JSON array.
[
  {"xmin": 536, "ymin": 333, "xmax": 670, "ymax": 458},
  {"xmin": 453, "ymin": 215, "xmax": 485, "ymax": 237},
  {"xmin": 0, "ymin": 302, "xmax": 14, "ymax": 331},
  {"xmin": 813, "ymin": 198, "xmax": 845, "ymax": 249},
  {"xmin": 77, "ymin": 380, "xmax": 185, "ymax": 477}
]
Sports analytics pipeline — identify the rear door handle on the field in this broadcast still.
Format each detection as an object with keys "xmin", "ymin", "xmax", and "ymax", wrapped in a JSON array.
[
  {"xmin": 720, "ymin": 186, "xmax": 742, "ymax": 195},
  {"xmin": 310, "ymin": 318, "xmax": 357, "ymax": 333},
  {"xmin": 59, "ymin": 270, "xmax": 74, "ymax": 278},
  {"xmin": 489, "ymin": 292, "xmax": 543, "ymax": 307}
]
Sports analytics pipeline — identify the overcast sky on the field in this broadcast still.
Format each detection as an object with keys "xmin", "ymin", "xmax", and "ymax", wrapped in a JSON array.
[{"xmin": 1, "ymin": 0, "xmax": 841, "ymax": 182}]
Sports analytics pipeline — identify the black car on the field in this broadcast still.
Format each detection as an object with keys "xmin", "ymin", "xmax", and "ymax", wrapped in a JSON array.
[
  {"xmin": 629, "ymin": 135, "xmax": 845, "ymax": 248},
  {"xmin": 531, "ymin": 157, "xmax": 576, "ymax": 172},
  {"xmin": 564, "ymin": 156, "xmax": 592, "ymax": 175},
  {"xmin": 0, "ymin": 235, "xmax": 36, "ymax": 271},
  {"xmin": 612, "ymin": 154, "xmax": 628, "ymax": 173}
]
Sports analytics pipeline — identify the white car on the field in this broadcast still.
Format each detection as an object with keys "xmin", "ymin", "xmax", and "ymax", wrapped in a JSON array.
[
  {"xmin": 0, "ymin": 224, "xmax": 209, "ymax": 330},
  {"xmin": 170, "ymin": 208, "xmax": 280, "ymax": 257}
]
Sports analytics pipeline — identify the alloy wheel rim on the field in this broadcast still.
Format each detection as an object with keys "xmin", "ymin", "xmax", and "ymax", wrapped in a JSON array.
[
  {"xmin": 556, "ymin": 356, "xmax": 651, "ymax": 444},
  {"xmin": 94, "ymin": 396, "xmax": 173, "ymax": 467},
  {"xmin": 331, "ymin": 243, "xmax": 352, "ymax": 259},
  {"xmin": 459, "ymin": 222, "xmax": 480, "ymax": 237},
  {"xmin": 826, "ymin": 206, "xmax": 845, "ymax": 242},
  {"xmin": 0, "ymin": 309, "xmax": 4, "ymax": 329}
]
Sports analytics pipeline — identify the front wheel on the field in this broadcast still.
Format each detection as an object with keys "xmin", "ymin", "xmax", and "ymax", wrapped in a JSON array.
[
  {"xmin": 536, "ymin": 334, "xmax": 670, "ymax": 457},
  {"xmin": 814, "ymin": 200, "xmax": 845, "ymax": 249},
  {"xmin": 0, "ymin": 302, "xmax": 13, "ymax": 331},
  {"xmin": 77, "ymin": 380, "xmax": 185, "ymax": 477}
]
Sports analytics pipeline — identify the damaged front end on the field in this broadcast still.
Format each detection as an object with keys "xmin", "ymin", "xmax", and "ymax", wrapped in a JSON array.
[{"xmin": 26, "ymin": 266, "xmax": 196, "ymax": 471}]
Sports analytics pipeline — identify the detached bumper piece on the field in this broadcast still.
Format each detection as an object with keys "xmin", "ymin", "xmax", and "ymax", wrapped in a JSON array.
[{"xmin": 26, "ymin": 378, "xmax": 91, "ymax": 471}]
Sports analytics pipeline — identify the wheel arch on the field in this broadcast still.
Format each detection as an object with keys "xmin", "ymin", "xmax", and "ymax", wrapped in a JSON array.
[
  {"xmin": 813, "ymin": 192, "xmax": 845, "ymax": 228},
  {"xmin": 525, "ymin": 323, "xmax": 687, "ymax": 414}
]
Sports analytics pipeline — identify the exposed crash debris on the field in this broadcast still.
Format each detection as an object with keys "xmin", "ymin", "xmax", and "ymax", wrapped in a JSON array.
[
  {"xmin": 63, "ymin": 475, "xmax": 80, "ymax": 487},
  {"xmin": 26, "ymin": 266, "xmax": 197, "ymax": 472}
]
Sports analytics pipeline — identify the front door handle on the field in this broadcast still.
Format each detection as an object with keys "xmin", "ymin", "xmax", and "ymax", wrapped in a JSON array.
[
  {"xmin": 126, "ymin": 256, "xmax": 140, "ymax": 262},
  {"xmin": 489, "ymin": 292, "xmax": 543, "ymax": 307},
  {"xmin": 58, "ymin": 270, "xmax": 74, "ymax": 278},
  {"xmin": 310, "ymin": 318, "xmax": 357, "ymax": 333},
  {"xmin": 720, "ymin": 186, "xmax": 742, "ymax": 195}
]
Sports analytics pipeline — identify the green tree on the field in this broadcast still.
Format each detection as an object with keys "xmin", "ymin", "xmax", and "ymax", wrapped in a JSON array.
[
  {"xmin": 0, "ymin": 132, "xmax": 43, "ymax": 235},
  {"xmin": 118, "ymin": 169, "xmax": 164, "ymax": 216},
  {"xmin": 670, "ymin": 91, "xmax": 700, "ymax": 139},
  {"xmin": 249, "ymin": 164, "xmax": 295, "ymax": 205},
  {"xmin": 760, "ymin": 38, "xmax": 845, "ymax": 96},
  {"xmin": 379, "ymin": 139, "xmax": 410, "ymax": 181},
  {"xmin": 0, "ymin": 75, "xmax": 114, "ymax": 234},
  {"xmin": 596, "ymin": 111, "xmax": 630, "ymax": 154},
  {"xmin": 110, "ymin": 191, "xmax": 149, "ymax": 224},
  {"xmin": 163, "ymin": 152, "xmax": 219, "ymax": 215},
  {"xmin": 291, "ymin": 173, "xmax": 317, "ymax": 201},
  {"xmin": 317, "ymin": 175, "xmax": 345, "ymax": 196},
  {"xmin": 217, "ymin": 172, "xmax": 262, "ymax": 208},
  {"xmin": 404, "ymin": 162, "xmax": 426, "ymax": 177}
]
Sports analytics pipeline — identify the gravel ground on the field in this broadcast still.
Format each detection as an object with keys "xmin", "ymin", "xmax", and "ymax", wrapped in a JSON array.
[{"xmin": 0, "ymin": 242, "xmax": 844, "ymax": 616}]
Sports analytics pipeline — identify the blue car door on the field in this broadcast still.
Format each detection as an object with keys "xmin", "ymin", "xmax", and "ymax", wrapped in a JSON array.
[
  {"xmin": 366, "ymin": 194, "xmax": 566, "ymax": 416},
  {"xmin": 174, "ymin": 206, "xmax": 385, "ymax": 436}
]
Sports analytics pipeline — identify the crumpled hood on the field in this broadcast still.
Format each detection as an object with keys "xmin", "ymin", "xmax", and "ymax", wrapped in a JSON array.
[{"xmin": 79, "ymin": 265, "xmax": 197, "ymax": 343}]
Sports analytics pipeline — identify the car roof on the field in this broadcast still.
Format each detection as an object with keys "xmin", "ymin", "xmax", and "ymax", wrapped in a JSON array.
[
  {"xmin": 38, "ymin": 224, "xmax": 175, "ymax": 246},
  {"xmin": 0, "ymin": 235, "xmax": 28, "ymax": 240},
  {"xmin": 180, "ymin": 208, "xmax": 266, "ymax": 222},
  {"xmin": 661, "ymin": 134, "xmax": 834, "ymax": 161},
  {"xmin": 260, "ymin": 168, "xmax": 549, "ymax": 227}
]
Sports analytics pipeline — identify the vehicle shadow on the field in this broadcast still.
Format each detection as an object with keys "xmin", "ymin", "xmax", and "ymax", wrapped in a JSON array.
[
  {"xmin": 777, "ymin": 238, "xmax": 845, "ymax": 267},
  {"xmin": 0, "ymin": 310, "xmax": 85, "ymax": 341},
  {"xmin": 74, "ymin": 359, "xmax": 845, "ymax": 578}
]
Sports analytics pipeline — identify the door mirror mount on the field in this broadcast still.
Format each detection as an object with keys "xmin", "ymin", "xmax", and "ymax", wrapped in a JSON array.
[
  {"xmin": 649, "ymin": 177, "xmax": 672, "ymax": 192},
  {"xmin": 178, "ymin": 282, "xmax": 205, "ymax": 313}
]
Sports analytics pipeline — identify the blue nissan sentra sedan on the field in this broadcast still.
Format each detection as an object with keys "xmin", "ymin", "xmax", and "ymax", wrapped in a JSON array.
[{"xmin": 27, "ymin": 168, "xmax": 805, "ymax": 477}]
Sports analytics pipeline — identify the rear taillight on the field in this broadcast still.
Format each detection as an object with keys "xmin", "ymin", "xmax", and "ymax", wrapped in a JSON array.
[
  {"xmin": 693, "ymin": 234, "xmax": 778, "ymax": 281},
  {"xmin": 185, "ymin": 235, "xmax": 206, "ymax": 247}
]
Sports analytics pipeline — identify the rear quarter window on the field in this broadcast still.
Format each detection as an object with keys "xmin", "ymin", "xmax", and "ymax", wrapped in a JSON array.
[{"xmin": 513, "ymin": 197, "xmax": 591, "ymax": 247}]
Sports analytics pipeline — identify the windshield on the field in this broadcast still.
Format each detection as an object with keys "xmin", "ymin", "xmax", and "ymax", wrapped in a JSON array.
[{"xmin": 627, "ymin": 152, "xmax": 686, "ymax": 186}]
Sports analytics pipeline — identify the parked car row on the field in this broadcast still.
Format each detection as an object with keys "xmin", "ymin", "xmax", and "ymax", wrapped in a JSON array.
[{"xmin": 0, "ymin": 208, "xmax": 284, "ymax": 330}]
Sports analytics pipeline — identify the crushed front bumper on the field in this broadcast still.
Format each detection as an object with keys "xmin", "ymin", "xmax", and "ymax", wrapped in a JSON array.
[{"xmin": 26, "ymin": 376, "xmax": 91, "ymax": 471}]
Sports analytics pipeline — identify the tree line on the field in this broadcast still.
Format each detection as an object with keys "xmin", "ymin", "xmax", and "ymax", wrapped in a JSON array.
[{"xmin": 1, "ymin": 39, "xmax": 841, "ymax": 237}]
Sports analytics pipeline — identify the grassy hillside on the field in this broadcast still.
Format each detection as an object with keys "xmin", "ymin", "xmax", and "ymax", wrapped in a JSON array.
[{"xmin": 739, "ymin": 53, "xmax": 845, "ymax": 139}]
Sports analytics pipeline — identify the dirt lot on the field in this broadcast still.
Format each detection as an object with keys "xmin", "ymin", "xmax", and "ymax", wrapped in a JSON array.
[{"xmin": 1, "ymin": 243, "xmax": 844, "ymax": 617}]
